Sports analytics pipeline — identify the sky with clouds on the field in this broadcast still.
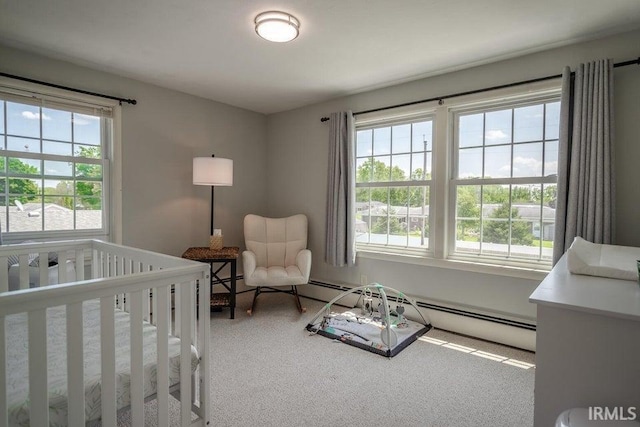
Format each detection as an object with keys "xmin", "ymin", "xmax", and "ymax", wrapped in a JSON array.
[
  {"xmin": 2, "ymin": 101, "xmax": 102, "ymax": 183},
  {"xmin": 356, "ymin": 101, "xmax": 560, "ymax": 181}
]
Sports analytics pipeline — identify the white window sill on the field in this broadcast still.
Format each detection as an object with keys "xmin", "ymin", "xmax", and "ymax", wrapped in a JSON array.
[
  {"xmin": 356, "ymin": 249, "xmax": 550, "ymax": 281},
  {"xmin": 2, "ymin": 231, "xmax": 110, "ymax": 245}
]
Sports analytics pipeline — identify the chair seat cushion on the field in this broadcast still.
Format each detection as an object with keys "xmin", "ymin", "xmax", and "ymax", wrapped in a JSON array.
[{"xmin": 246, "ymin": 265, "xmax": 306, "ymax": 287}]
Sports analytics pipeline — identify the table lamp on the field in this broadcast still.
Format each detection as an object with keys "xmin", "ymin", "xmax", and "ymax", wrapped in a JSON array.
[{"xmin": 193, "ymin": 155, "xmax": 233, "ymax": 239}]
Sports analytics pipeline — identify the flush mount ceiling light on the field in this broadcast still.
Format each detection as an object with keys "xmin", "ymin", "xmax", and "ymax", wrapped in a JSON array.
[{"xmin": 254, "ymin": 11, "xmax": 300, "ymax": 43}]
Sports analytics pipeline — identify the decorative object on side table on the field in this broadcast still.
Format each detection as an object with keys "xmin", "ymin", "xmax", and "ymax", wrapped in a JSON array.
[
  {"xmin": 182, "ymin": 246, "xmax": 239, "ymax": 319},
  {"xmin": 210, "ymin": 229, "xmax": 223, "ymax": 250}
]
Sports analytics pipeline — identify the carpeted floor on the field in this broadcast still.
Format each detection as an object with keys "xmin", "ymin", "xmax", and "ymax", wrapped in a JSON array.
[{"xmin": 118, "ymin": 292, "xmax": 535, "ymax": 426}]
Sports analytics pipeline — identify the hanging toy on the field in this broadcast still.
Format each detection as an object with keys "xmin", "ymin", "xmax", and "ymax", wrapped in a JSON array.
[
  {"xmin": 395, "ymin": 293, "xmax": 409, "ymax": 328},
  {"xmin": 377, "ymin": 300, "xmax": 387, "ymax": 319},
  {"xmin": 362, "ymin": 287, "xmax": 374, "ymax": 316}
]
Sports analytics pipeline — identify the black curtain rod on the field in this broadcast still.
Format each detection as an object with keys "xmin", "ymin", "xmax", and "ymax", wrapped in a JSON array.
[
  {"xmin": 0, "ymin": 71, "xmax": 137, "ymax": 105},
  {"xmin": 320, "ymin": 56, "xmax": 639, "ymax": 122}
]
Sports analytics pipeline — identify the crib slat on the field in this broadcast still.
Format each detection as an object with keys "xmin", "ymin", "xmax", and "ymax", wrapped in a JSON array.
[
  {"xmin": 92, "ymin": 249, "xmax": 99, "ymax": 278},
  {"xmin": 103, "ymin": 252, "xmax": 110, "ymax": 278},
  {"xmin": 179, "ymin": 283, "xmax": 192, "ymax": 427},
  {"xmin": 168, "ymin": 284, "xmax": 172, "ymax": 336},
  {"xmin": 100, "ymin": 296, "xmax": 117, "ymax": 427},
  {"xmin": 123, "ymin": 256, "xmax": 131, "ymax": 276},
  {"xmin": 189, "ymin": 282, "xmax": 197, "ymax": 405},
  {"xmin": 0, "ymin": 315, "xmax": 7, "ymax": 427},
  {"xmin": 115, "ymin": 254, "xmax": 120, "ymax": 276},
  {"xmin": 38, "ymin": 252, "xmax": 48, "ymax": 287},
  {"xmin": 123, "ymin": 267, "xmax": 129, "ymax": 312},
  {"xmin": 191, "ymin": 283, "xmax": 196, "ymax": 346},
  {"xmin": 127, "ymin": 263, "xmax": 142, "ymax": 313},
  {"xmin": 75, "ymin": 249, "xmax": 85, "ymax": 281},
  {"xmin": 18, "ymin": 254, "xmax": 29, "ymax": 290},
  {"xmin": 130, "ymin": 290, "xmax": 144, "ymax": 426},
  {"xmin": 115, "ymin": 254, "xmax": 120, "ymax": 277},
  {"xmin": 99, "ymin": 251, "xmax": 105, "ymax": 278},
  {"xmin": 0, "ymin": 258, "xmax": 8, "ymax": 293},
  {"xmin": 121, "ymin": 258, "xmax": 131, "ymax": 310},
  {"xmin": 152, "ymin": 286, "xmax": 158, "ymax": 326},
  {"xmin": 143, "ymin": 287, "xmax": 150, "ymax": 322},
  {"xmin": 112, "ymin": 254, "xmax": 122, "ymax": 308},
  {"xmin": 104, "ymin": 251, "xmax": 110, "ymax": 277},
  {"xmin": 198, "ymin": 278, "xmax": 210, "ymax": 424},
  {"xmin": 174, "ymin": 283, "xmax": 181, "ymax": 337},
  {"xmin": 28, "ymin": 309, "xmax": 48, "ymax": 426},
  {"xmin": 58, "ymin": 251, "xmax": 68, "ymax": 283},
  {"xmin": 156, "ymin": 285, "xmax": 170, "ymax": 427},
  {"xmin": 67, "ymin": 302, "xmax": 85, "ymax": 425}
]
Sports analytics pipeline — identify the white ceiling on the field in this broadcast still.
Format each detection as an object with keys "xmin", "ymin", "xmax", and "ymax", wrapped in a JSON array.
[{"xmin": 1, "ymin": 0, "xmax": 639, "ymax": 114}]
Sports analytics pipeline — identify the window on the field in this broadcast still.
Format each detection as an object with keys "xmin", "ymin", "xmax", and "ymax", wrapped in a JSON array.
[
  {"xmin": 0, "ymin": 84, "xmax": 116, "ymax": 241},
  {"xmin": 451, "ymin": 99, "xmax": 560, "ymax": 265},
  {"xmin": 354, "ymin": 85, "xmax": 561, "ymax": 270},
  {"xmin": 355, "ymin": 117, "xmax": 433, "ymax": 252}
]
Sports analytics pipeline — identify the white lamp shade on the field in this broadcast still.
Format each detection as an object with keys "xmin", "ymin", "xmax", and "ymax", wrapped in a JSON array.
[{"xmin": 193, "ymin": 157, "xmax": 233, "ymax": 186}]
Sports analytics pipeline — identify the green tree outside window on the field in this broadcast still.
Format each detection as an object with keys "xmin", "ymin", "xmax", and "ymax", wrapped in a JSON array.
[
  {"xmin": 483, "ymin": 203, "xmax": 534, "ymax": 245},
  {"xmin": 0, "ymin": 158, "xmax": 40, "ymax": 204}
]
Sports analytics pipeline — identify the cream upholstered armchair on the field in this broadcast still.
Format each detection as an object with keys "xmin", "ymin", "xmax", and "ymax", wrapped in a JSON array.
[{"xmin": 242, "ymin": 214, "xmax": 311, "ymax": 315}]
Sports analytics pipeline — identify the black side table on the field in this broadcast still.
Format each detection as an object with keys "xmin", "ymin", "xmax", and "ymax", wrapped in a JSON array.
[{"xmin": 182, "ymin": 246, "xmax": 239, "ymax": 319}]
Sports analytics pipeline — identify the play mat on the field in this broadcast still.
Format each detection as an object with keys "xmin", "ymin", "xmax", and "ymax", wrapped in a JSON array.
[{"xmin": 306, "ymin": 283, "xmax": 431, "ymax": 357}]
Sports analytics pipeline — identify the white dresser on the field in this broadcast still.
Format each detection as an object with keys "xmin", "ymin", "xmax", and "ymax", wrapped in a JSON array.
[{"xmin": 530, "ymin": 254, "xmax": 640, "ymax": 426}]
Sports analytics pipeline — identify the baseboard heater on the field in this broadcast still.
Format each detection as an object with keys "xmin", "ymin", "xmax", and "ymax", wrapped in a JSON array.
[
  {"xmin": 225, "ymin": 275, "xmax": 535, "ymax": 331},
  {"xmin": 307, "ymin": 279, "xmax": 536, "ymax": 332}
]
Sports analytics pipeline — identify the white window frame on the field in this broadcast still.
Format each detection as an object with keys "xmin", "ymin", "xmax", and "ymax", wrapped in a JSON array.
[
  {"xmin": 355, "ymin": 112, "xmax": 435, "ymax": 257},
  {"xmin": 355, "ymin": 80, "xmax": 561, "ymax": 279},
  {"xmin": 448, "ymin": 94, "xmax": 561, "ymax": 270},
  {"xmin": 0, "ymin": 77, "xmax": 122, "ymax": 244}
]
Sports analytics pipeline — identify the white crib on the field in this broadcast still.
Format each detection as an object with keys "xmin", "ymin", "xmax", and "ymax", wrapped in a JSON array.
[{"xmin": 0, "ymin": 239, "xmax": 211, "ymax": 426}]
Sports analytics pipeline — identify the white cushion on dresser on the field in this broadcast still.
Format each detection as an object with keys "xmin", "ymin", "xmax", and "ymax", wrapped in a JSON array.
[{"xmin": 567, "ymin": 236, "xmax": 640, "ymax": 281}]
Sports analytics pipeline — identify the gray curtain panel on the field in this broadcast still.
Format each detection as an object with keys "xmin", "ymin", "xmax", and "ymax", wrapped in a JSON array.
[
  {"xmin": 325, "ymin": 111, "xmax": 356, "ymax": 267},
  {"xmin": 553, "ymin": 59, "xmax": 615, "ymax": 265}
]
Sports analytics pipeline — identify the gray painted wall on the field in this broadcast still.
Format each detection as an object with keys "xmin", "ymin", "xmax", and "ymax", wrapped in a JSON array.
[
  {"xmin": 1, "ymin": 28, "xmax": 638, "ymax": 324},
  {"xmin": 0, "ymin": 43, "xmax": 268, "ymax": 257},
  {"xmin": 265, "ymin": 29, "xmax": 640, "ymax": 323}
]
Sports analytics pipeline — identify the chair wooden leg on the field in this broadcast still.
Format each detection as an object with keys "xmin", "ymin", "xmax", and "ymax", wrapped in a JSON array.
[
  {"xmin": 247, "ymin": 286, "xmax": 305, "ymax": 315},
  {"xmin": 292, "ymin": 285, "xmax": 306, "ymax": 313},
  {"xmin": 247, "ymin": 287, "xmax": 261, "ymax": 316}
]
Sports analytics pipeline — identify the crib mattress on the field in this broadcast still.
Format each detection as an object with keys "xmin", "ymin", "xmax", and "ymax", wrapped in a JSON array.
[{"xmin": 6, "ymin": 299, "xmax": 199, "ymax": 426}]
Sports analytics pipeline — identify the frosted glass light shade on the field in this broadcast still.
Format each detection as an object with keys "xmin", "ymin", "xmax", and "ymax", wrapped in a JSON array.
[
  {"xmin": 193, "ymin": 157, "xmax": 233, "ymax": 186},
  {"xmin": 254, "ymin": 11, "xmax": 300, "ymax": 43}
]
